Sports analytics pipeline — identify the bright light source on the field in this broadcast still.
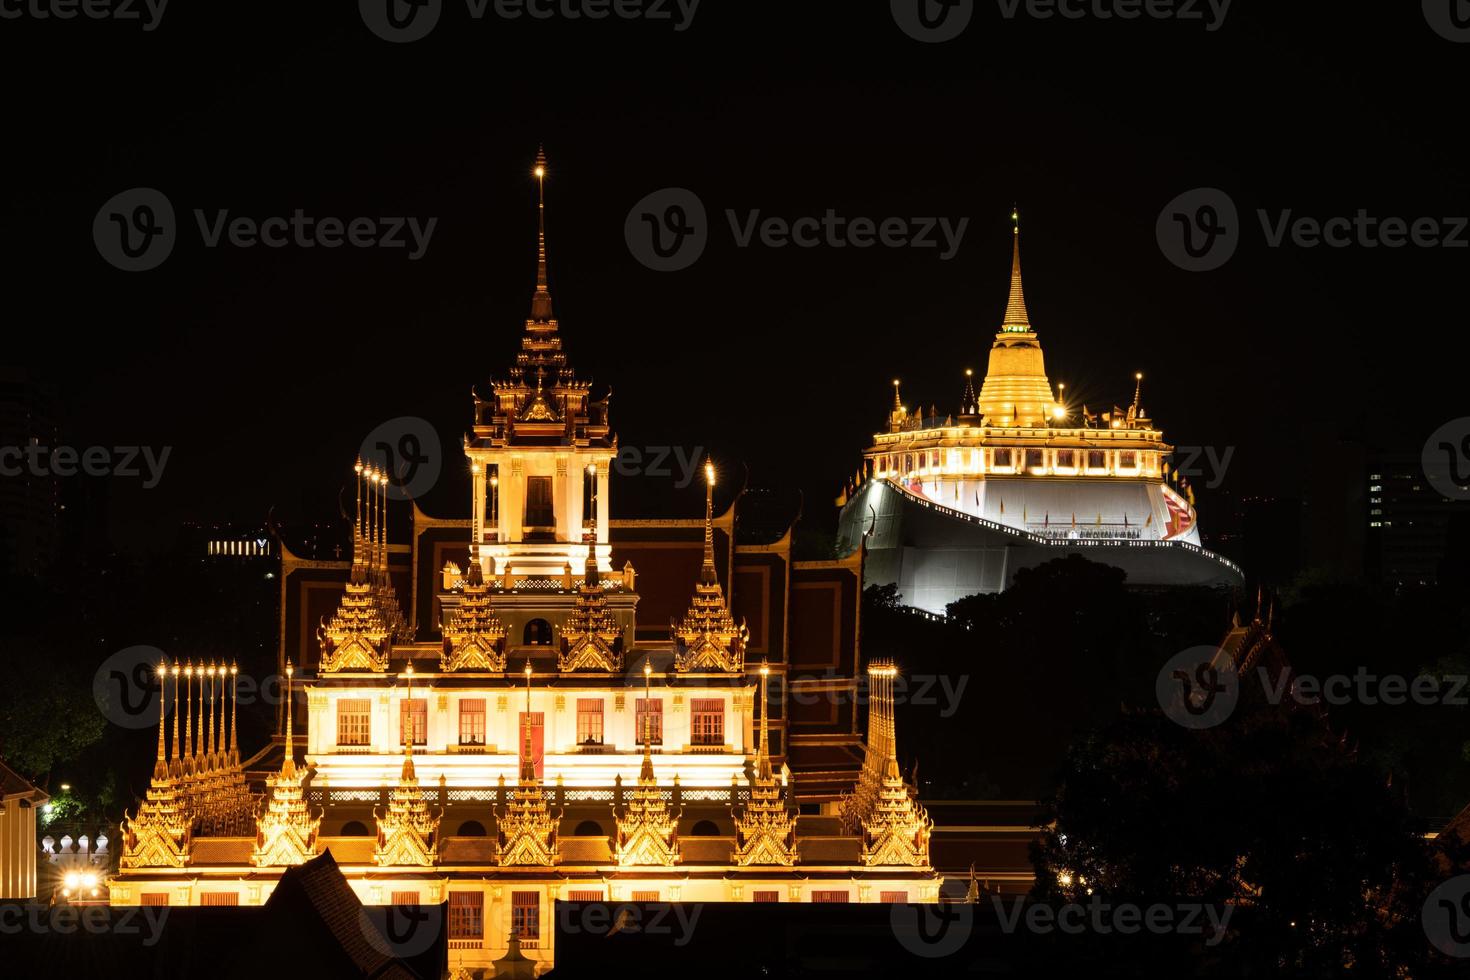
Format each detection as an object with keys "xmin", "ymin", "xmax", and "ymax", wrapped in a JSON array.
[
  {"xmin": 64, "ymin": 872, "xmax": 80, "ymax": 889},
  {"xmin": 82, "ymin": 873, "xmax": 98, "ymax": 889}
]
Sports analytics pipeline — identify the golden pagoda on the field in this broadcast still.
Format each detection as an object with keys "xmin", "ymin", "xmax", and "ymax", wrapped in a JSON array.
[
  {"xmin": 612, "ymin": 662, "xmax": 681, "ymax": 867},
  {"xmin": 374, "ymin": 666, "xmax": 442, "ymax": 867},
  {"xmin": 494, "ymin": 662, "xmax": 560, "ymax": 867},
  {"xmin": 672, "ymin": 459, "xmax": 748, "ymax": 674},
  {"xmin": 975, "ymin": 210, "xmax": 1058, "ymax": 428},
  {"xmin": 319, "ymin": 462, "xmax": 395, "ymax": 673},
  {"xmin": 858, "ymin": 661, "xmax": 932, "ymax": 868},
  {"xmin": 441, "ymin": 545, "xmax": 508, "ymax": 671},
  {"xmin": 120, "ymin": 659, "xmax": 192, "ymax": 869},
  {"xmin": 732, "ymin": 662, "xmax": 798, "ymax": 867},
  {"xmin": 193, "ymin": 661, "xmax": 255, "ymax": 836},
  {"xmin": 558, "ymin": 532, "xmax": 624, "ymax": 673},
  {"xmin": 251, "ymin": 662, "xmax": 321, "ymax": 867}
]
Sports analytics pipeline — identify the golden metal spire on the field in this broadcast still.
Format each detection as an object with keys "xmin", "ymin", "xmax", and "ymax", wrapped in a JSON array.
[
  {"xmin": 857, "ymin": 660, "xmax": 933, "ymax": 868},
  {"xmin": 1000, "ymin": 208, "xmax": 1031, "ymax": 333},
  {"xmin": 153, "ymin": 659, "xmax": 169, "ymax": 782},
  {"xmin": 613, "ymin": 658, "xmax": 681, "ymax": 867},
  {"xmin": 229, "ymin": 663, "xmax": 239, "ymax": 766},
  {"xmin": 733, "ymin": 660, "xmax": 799, "ymax": 867},
  {"xmin": 252, "ymin": 659, "xmax": 322, "ymax": 867},
  {"xmin": 169, "ymin": 661, "xmax": 181, "ymax": 779},
  {"xmin": 530, "ymin": 145, "xmax": 554, "ymax": 322},
  {"xmin": 493, "ymin": 659, "xmax": 559, "ymax": 866},
  {"xmin": 672, "ymin": 458, "xmax": 748, "ymax": 674},
  {"xmin": 183, "ymin": 661, "xmax": 194, "ymax": 771}
]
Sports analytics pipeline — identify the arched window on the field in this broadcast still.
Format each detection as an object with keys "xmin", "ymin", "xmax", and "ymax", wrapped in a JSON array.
[
  {"xmin": 573, "ymin": 820, "xmax": 604, "ymax": 837},
  {"xmin": 523, "ymin": 618, "xmax": 553, "ymax": 646},
  {"xmin": 456, "ymin": 820, "xmax": 487, "ymax": 837},
  {"xmin": 340, "ymin": 820, "xmax": 369, "ymax": 836},
  {"xmin": 690, "ymin": 820, "xmax": 720, "ymax": 837}
]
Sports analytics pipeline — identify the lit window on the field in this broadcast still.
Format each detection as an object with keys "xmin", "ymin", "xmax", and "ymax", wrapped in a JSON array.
[
  {"xmin": 1087, "ymin": 450, "xmax": 1106, "ymax": 470},
  {"xmin": 1056, "ymin": 450, "xmax": 1075, "ymax": 468},
  {"xmin": 691, "ymin": 698, "xmax": 724, "ymax": 746},
  {"xmin": 459, "ymin": 699, "xmax": 486, "ymax": 746},
  {"xmin": 1025, "ymin": 449, "xmax": 1044, "ymax": 470},
  {"xmin": 993, "ymin": 449, "xmax": 1012, "ymax": 468},
  {"xmin": 512, "ymin": 891, "xmax": 539, "ymax": 948},
  {"xmin": 449, "ymin": 891, "xmax": 483, "ymax": 940},
  {"xmin": 1120, "ymin": 451, "xmax": 1138, "ymax": 468},
  {"xmin": 577, "ymin": 698, "xmax": 604, "ymax": 745},
  {"xmin": 337, "ymin": 699, "xmax": 371, "ymax": 746}
]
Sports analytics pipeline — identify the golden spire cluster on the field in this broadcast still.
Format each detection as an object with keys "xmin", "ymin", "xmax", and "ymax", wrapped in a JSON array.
[
  {"xmin": 320, "ymin": 459, "xmax": 410, "ymax": 672},
  {"xmin": 613, "ymin": 661, "xmax": 681, "ymax": 867},
  {"xmin": 495, "ymin": 662, "xmax": 560, "ymax": 866},
  {"xmin": 374, "ymin": 665, "xmax": 442, "ymax": 866},
  {"xmin": 121, "ymin": 657, "xmax": 254, "ymax": 868},
  {"xmin": 441, "ymin": 544, "xmax": 508, "ymax": 671},
  {"xmin": 673, "ymin": 459, "xmax": 748, "ymax": 673},
  {"xmin": 251, "ymin": 661, "xmax": 321, "ymax": 867},
  {"xmin": 120, "ymin": 659, "xmax": 194, "ymax": 869},
  {"xmin": 733, "ymin": 662, "xmax": 798, "ymax": 867},
  {"xmin": 855, "ymin": 660, "xmax": 932, "ymax": 868}
]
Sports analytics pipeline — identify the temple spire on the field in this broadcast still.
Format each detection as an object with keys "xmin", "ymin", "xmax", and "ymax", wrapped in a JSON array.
[
  {"xmin": 700, "ymin": 457, "xmax": 717, "ymax": 586},
  {"xmin": 529, "ymin": 146, "xmax": 553, "ymax": 322},
  {"xmin": 961, "ymin": 368, "xmax": 978, "ymax": 415},
  {"xmin": 756, "ymin": 661, "xmax": 772, "ymax": 781},
  {"xmin": 640, "ymin": 660, "xmax": 655, "ymax": 782},
  {"xmin": 521, "ymin": 662, "xmax": 536, "ymax": 783},
  {"xmin": 169, "ymin": 661, "xmax": 181, "ymax": 778},
  {"xmin": 1000, "ymin": 207, "xmax": 1031, "ymax": 333},
  {"xmin": 282, "ymin": 660, "xmax": 295, "ymax": 778},
  {"xmin": 153, "ymin": 659, "xmax": 169, "ymax": 782}
]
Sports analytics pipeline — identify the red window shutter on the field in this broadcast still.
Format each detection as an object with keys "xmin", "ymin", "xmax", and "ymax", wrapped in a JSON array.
[
  {"xmin": 631, "ymin": 890, "xmax": 660, "ymax": 902},
  {"xmin": 512, "ymin": 891, "xmax": 540, "ymax": 947},
  {"xmin": 449, "ymin": 891, "xmax": 484, "ymax": 940},
  {"xmin": 752, "ymin": 890, "xmax": 780, "ymax": 903},
  {"xmin": 880, "ymin": 891, "xmax": 906, "ymax": 903},
  {"xmin": 200, "ymin": 892, "xmax": 238, "ymax": 906},
  {"xmin": 810, "ymin": 890, "xmax": 849, "ymax": 903},
  {"xmin": 140, "ymin": 893, "xmax": 169, "ymax": 906},
  {"xmin": 567, "ymin": 890, "xmax": 603, "ymax": 902},
  {"xmin": 391, "ymin": 890, "xmax": 420, "ymax": 905}
]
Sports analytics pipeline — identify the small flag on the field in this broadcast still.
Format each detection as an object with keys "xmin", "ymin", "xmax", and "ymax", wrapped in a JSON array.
[
  {"xmin": 999, "ymin": 498, "xmax": 1005, "ymax": 515},
  {"xmin": 1145, "ymin": 512, "xmax": 1153, "ymax": 528},
  {"xmin": 1071, "ymin": 512, "xmax": 1076, "ymax": 528}
]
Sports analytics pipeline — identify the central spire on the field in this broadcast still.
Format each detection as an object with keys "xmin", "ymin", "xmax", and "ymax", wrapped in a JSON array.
[
  {"xmin": 1000, "ymin": 207, "xmax": 1030, "ymax": 333},
  {"xmin": 529, "ymin": 145, "xmax": 553, "ymax": 323}
]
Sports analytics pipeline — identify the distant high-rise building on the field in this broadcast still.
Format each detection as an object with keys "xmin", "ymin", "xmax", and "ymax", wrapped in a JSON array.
[
  {"xmin": 1367, "ymin": 452, "xmax": 1470, "ymax": 587},
  {"xmin": 0, "ymin": 368, "xmax": 60, "ymax": 577}
]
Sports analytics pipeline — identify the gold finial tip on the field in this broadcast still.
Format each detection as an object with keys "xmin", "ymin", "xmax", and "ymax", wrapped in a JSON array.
[
  {"xmin": 760, "ymin": 664, "xmax": 769, "ymax": 677},
  {"xmin": 704, "ymin": 460, "xmax": 715, "ymax": 486},
  {"xmin": 1136, "ymin": 372, "xmax": 1143, "ymax": 380},
  {"xmin": 643, "ymin": 661, "xmax": 652, "ymax": 676}
]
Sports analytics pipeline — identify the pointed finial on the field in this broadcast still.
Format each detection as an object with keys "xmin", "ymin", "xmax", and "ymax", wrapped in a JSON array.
[
  {"xmin": 1000, "ymin": 210, "xmax": 1031, "ymax": 333},
  {"xmin": 892, "ymin": 378, "xmax": 902, "ymax": 411},
  {"xmin": 756, "ymin": 660, "xmax": 772, "ymax": 780},
  {"xmin": 1130, "ymin": 372, "xmax": 1144, "ymax": 418},
  {"xmin": 530, "ymin": 145, "xmax": 553, "ymax": 322},
  {"xmin": 153, "ymin": 659, "xmax": 169, "ymax": 781},
  {"xmin": 700, "ymin": 457, "xmax": 718, "ymax": 586},
  {"xmin": 283, "ymin": 659, "xmax": 295, "ymax": 776}
]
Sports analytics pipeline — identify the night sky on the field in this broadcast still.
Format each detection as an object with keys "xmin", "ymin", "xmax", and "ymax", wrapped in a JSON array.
[{"xmin": 4, "ymin": 2, "xmax": 1465, "ymax": 552}]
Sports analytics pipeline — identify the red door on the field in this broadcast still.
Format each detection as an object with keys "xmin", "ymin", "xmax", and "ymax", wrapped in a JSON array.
[{"xmin": 518, "ymin": 711, "xmax": 544, "ymax": 779}]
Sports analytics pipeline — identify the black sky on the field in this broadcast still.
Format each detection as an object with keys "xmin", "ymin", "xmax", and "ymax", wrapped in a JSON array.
[{"xmin": 3, "ymin": 2, "xmax": 1466, "ymax": 551}]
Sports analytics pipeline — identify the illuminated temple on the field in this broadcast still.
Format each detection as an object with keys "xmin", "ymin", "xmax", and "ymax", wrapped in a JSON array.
[
  {"xmin": 108, "ymin": 153, "xmax": 946, "ymax": 975},
  {"xmin": 837, "ymin": 212, "xmax": 1242, "ymax": 612}
]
